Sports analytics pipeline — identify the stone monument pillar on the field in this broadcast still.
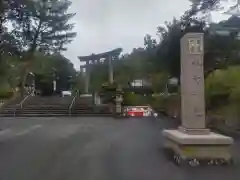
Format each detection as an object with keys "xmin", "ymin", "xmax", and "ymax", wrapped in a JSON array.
[
  {"xmin": 162, "ymin": 33, "xmax": 234, "ymax": 164},
  {"xmin": 179, "ymin": 33, "xmax": 209, "ymax": 135}
]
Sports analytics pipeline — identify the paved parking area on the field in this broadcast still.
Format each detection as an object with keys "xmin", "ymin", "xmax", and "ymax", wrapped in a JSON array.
[{"xmin": 0, "ymin": 117, "xmax": 239, "ymax": 180}]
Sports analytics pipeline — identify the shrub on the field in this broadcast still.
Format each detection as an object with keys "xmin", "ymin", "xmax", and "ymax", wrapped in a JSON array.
[
  {"xmin": 205, "ymin": 67, "xmax": 237, "ymax": 110},
  {"xmin": 123, "ymin": 92, "xmax": 149, "ymax": 106},
  {"xmin": 151, "ymin": 94, "xmax": 181, "ymax": 117},
  {"xmin": 0, "ymin": 84, "xmax": 14, "ymax": 99},
  {"xmin": 205, "ymin": 66, "xmax": 240, "ymax": 127}
]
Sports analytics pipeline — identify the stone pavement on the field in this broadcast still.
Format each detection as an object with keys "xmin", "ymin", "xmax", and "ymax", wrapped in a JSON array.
[{"xmin": 0, "ymin": 117, "xmax": 239, "ymax": 180}]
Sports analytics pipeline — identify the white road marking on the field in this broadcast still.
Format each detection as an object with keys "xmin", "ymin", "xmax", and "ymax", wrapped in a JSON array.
[
  {"xmin": 15, "ymin": 125, "xmax": 42, "ymax": 137},
  {"xmin": 55, "ymin": 124, "xmax": 83, "ymax": 139},
  {"xmin": 0, "ymin": 129, "xmax": 12, "ymax": 136}
]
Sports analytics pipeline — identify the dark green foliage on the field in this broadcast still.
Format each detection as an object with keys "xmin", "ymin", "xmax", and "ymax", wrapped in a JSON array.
[
  {"xmin": 144, "ymin": 34, "xmax": 157, "ymax": 51},
  {"xmin": 2, "ymin": 0, "xmax": 77, "ymax": 96},
  {"xmin": 32, "ymin": 53, "xmax": 76, "ymax": 92},
  {"xmin": 0, "ymin": 86, "xmax": 14, "ymax": 99},
  {"xmin": 99, "ymin": 82, "xmax": 118, "ymax": 104},
  {"xmin": 154, "ymin": 15, "xmax": 240, "ymax": 80},
  {"xmin": 0, "ymin": 92, "xmax": 14, "ymax": 99},
  {"xmin": 123, "ymin": 92, "xmax": 150, "ymax": 106},
  {"xmin": 8, "ymin": 0, "xmax": 76, "ymax": 54},
  {"xmin": 0, "ymin": 1, "xmax": 22, "ymax": 80},
  {"xmin": 205, "ymin": 66, "xmax": 240, "ymax": 109}
]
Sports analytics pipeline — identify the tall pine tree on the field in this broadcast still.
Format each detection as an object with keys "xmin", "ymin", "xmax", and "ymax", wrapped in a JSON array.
[
  {"xmin": 0, "ymin": 0, "xmax": 20, "ymax": 84},
  {"xmin": 8, "ymin": 0, "xmax": 76, "ymax": 96}
]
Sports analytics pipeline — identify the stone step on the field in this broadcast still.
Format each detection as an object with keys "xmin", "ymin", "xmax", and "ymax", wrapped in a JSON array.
[
  {"xmin": 70, "ymin": 114, "xmax": 112, "ymax": 117},
  {"xmin": 16, "ymin": 112, "xmax": 69, "ymax": 115},
  {"xmin": 2, "ymin": 111, "xmax": 16, "ymax": 114},
  {"xmin": 5, "ymin": 105, "xmax": 20, "ymax": 108},
  {"xmin": 1, "ymin": 94, "xmax": 111, "ymax": 117},
  {"xmin": 3, "ymin": 109, "xmax": 68, "ymax": 112},
  {"xmin": 1, "ymin": 112, "xmax": 14, "ymax": 115},
  {"xmin": 72, "ymin": 109, "xmax": 110, "ymax": 112},
  {"xmin": 18, "ymin": 107, "xmax": 70, "ymax": 110},
  {"xmin": 71, "ymin": 110, "xmax": 96, "ymax": 112},
  {"xmin": 24, "ymin": 103, "xmax": 71, "ymax": 106},
  {"xmin": 23, "ymin": 97, "xmax": 74, "ymax": 105},
  {"xmin": 25, "ymin": 101, "xmax": 72, "ymax": 104},
  {"xmin": 3, "ymin": 109, "xmax": 69, "ymax": 112},
  {"xmin": 0, "ymin": 113, "xmax": 112, "ymax": 117},
  {"xmin": 27, "ymin": 96, "xmax": 73, "ymax": 99},
  {"xmin": 0, "ymin": 114, "xmax": 16, "ymax": 117},
  {"xmin": 19, "ymin": 109, "xmax": 110, "ymax": 112},
  {"xmin": 0, "ymin": 114, "xmax": 69, "ymax": 117},
  {"xmin": 3, "ymin": 107, "xmax": 109, "ymax": 111},
  {"xmin": 72, "ymin": 108, "xmax": 105, "ymax": 110},
  {"xmin": 17, "ymin": 109, "xmax": 69, "ymax": 112},
  {"xmin": 3, "ymin": 108, "xmax": 16, "ymax": 110}
]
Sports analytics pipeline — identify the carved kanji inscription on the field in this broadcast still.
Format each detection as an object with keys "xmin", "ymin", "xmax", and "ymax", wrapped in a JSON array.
[
  {"xmin": 188, "ymin": 38, "xmax": 203, "ymax": 54},
  {"xmin": 192, "ymin": 58, "xmax": 203, "ymax": 66},
  {"xmin": 192, "ymin": 75, "xmax": 201, "ymax": 85}
]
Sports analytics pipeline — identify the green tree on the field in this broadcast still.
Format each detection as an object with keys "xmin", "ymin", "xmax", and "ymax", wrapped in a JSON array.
[
  {"xmin": 151, "ymin": 72, "xmax": 169, "ymax": 93},
  {"xmin": 144, "ymin": 34, "xmax": 157, "ymax": 51},
  {"xmin": 32, "ymin": 52, "xmax": 76, "ymax": 90},
  {"xmin": 155, "ymin": 18, "xmax": 184, "ymax": 78},
  {"xmin": 1, "ymin": 0, "xmax": 21, "ymax": 85},
  {"xmin": 205, "ymin": 66, "xmax": 240, "ymax": 126},
  {"xmin": 72, "ymin": 71, "xmax": 85, "ymax": 93},
  {"xmin": 8, "ymin": 0, "xmax": 76, "ymax": 96},
  {"xmin": 154, "ymin": 14, "xmax": 240, "ymax": 80}
]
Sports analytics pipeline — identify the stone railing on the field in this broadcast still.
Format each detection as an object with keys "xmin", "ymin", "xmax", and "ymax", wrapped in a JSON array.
[{"xmin": 69, "ymin": 90, "xmax": 79, "ymax": 116}]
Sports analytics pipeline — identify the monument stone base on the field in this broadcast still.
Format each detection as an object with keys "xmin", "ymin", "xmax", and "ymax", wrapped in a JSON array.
[{"xmin": 162, "ymin": 129, "xmax": 234, "ymax": 164}]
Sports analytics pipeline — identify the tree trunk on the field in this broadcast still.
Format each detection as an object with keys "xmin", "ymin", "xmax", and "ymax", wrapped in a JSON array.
[
  {"xmin": 18, "ymin": 18, "xmax": 41, "ymax": 97},
  {"xmin": 20, "ymin": 59, "xmax": 32, "ymax": 97},
  {"xmin": 20, "ymin": 67, "xmax": 29, "ymax": 97}
]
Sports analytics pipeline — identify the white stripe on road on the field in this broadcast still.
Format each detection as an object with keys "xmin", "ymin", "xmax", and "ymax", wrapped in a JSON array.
[
  {"xmin": 15, "ymin": 125, "xmax": 42, "ymax": 137},
  {"xmin": 0, "ymin": 129, "xmax": 12, "ymax": 135}
]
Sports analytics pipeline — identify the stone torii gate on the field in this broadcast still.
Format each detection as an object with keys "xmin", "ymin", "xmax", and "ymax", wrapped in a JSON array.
[{"xmin": 78, "ymin": 48, "xmax": 122, "ymax": 94}]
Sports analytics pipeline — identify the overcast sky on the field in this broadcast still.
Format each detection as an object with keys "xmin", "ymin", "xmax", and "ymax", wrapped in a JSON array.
[{"xmin": 62, "ymin": 0, "xmax": 231, "ymax": 70}]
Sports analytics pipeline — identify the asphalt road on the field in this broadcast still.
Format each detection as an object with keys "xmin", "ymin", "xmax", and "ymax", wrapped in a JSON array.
[{"xmin": 0, "ymin": 116, "xmax": 239, "ymax": 180}]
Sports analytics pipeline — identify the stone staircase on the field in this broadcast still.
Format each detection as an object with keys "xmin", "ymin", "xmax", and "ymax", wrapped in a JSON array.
[
  {"xmin": 0, "ymin": 96, "xmax": 73, "ymax": 117},
  {"xmin": 17, "ymin": 96, "xmax": 74, "ymax": 116},
  {"xmin": 0, "ymin": 96, "xmax": 25, "ymax": 117},
  {"xmin": 1, "ymin": 95, "xmax": 112, "ymax": 117},
  {"xmin": 70, "ymin": 96, "xmax": 112, "ymax": 116}
]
